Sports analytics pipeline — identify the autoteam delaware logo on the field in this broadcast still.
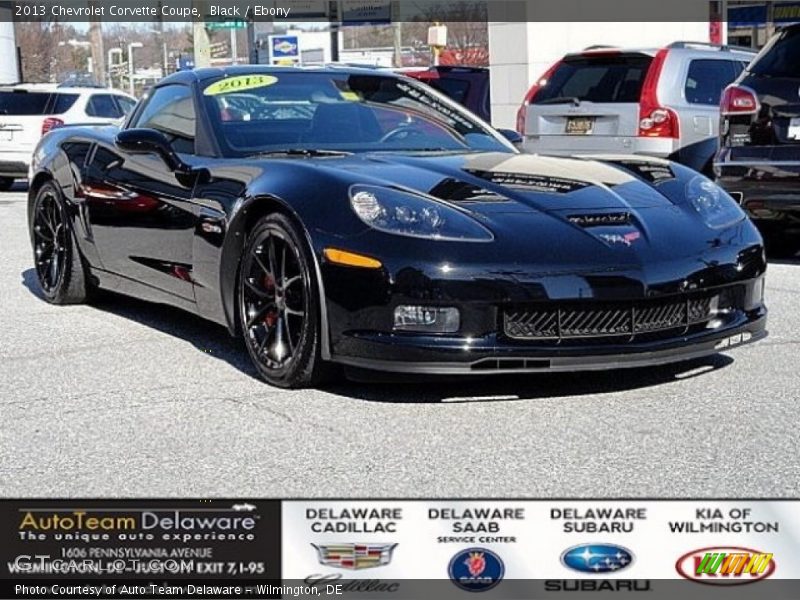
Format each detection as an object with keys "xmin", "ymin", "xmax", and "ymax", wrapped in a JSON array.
[
  {"xmin": 312, "ymin": 543, "xmax": 397, "ymax": 570},
  {"xmin": 561, "ymin": 543, "xmax": 634, "ymax": 574},
  {"xmin": 448, "ymin": 547, "xmax": 504, "ymax": 592},
  {"xmin": 676, "ymin": 546, "xmax": 775, "ymax": 585}
]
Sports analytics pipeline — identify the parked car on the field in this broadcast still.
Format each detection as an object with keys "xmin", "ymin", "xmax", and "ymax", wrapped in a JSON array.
[
  {"xmin": 0, "ymin": 83, "xmax": 136, "ymax": 189},
  {"xmin": 403, "ymin": 66, "xmax": 491, "ymax": 122},
  {"xmin": 715, "ymin": 24, "xmax": 800, "ymax": 255},
  {"xmin": 517, "ymin": 42, "xmax": 756, "ymax": 174},
  {"xmin": 28, "ymin": 67, "xmax": 766, "ymax": 388}
]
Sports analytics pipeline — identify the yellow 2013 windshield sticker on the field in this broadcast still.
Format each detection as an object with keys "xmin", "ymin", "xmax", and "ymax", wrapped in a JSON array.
[{"xmin": 203, "ymin": 75, "xmax": 278, "ymax": 96}]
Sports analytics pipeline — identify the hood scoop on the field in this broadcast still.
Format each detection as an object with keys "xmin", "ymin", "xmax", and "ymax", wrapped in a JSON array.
[
  {"xmin": 568, "ymin": 212, "xmax": 632, "ymax": 227},
  {"xmin": 428, "ymin": 178, "xmax": 508, "ymax": 203},
  {"xmin": 465, "ymin": 170, "xmax": 591, "ymax": 194}
]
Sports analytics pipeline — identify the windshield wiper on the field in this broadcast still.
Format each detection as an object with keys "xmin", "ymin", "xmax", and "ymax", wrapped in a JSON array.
[
  {"xmin": 249, "ymin": 149, "xmax": 352, "ymax": 158},
  {"xmin": 536, "ymin": 96, "xmax": 582, "ymax": 105}
]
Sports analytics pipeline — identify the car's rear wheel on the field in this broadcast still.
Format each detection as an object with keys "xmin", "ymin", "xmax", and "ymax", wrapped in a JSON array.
[
  {"xmin": 760, "ymin": 224, "xmax": 799, "ymax": 259},
  {"xmin": 238, "ymin": 213, "xmax": 335, "ymax": 388},
  {"xmin": 0, "ymin": 177, "xmax": 14, "ymax": 191},
  {"xmin": 30, "ymin": 181, "xmax": 90, "ymax": 304}
]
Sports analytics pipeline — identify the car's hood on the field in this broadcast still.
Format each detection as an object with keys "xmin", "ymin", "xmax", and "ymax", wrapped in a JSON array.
[
  {"xmin": 300, "ymin": 150, "xmax": 755, "ymax": 270},
  {"xmin": 324, "ymin": 151, "xmax": 683, "ymax": 212}
]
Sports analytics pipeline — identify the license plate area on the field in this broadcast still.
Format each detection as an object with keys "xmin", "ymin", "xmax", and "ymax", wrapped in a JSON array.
[
  {"xmin": 0, "ymin": 130, "xmax": 13, "ymax": 142},
  {"xmin": 788, "ymin": 117, "xmax": 800, "ymax": 141},
  {"xmin": 565, "ymin": 116, "xmax": 595, "ymax": 135}
]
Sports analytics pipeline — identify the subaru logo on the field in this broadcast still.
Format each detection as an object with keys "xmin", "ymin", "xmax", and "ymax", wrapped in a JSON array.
[{"xmin": 561, "ymin": 544, "xmax": 634, "ymax": 574}]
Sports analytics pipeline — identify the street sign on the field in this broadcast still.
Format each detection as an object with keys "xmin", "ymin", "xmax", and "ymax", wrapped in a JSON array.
[{"xmin": 206, "ymin": 19, "xmax": 246, "ymax": 30}]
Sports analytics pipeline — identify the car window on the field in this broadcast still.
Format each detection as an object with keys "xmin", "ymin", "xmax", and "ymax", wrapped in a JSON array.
[
  {"xmin": 87, "ymin": 94, "xmax": 123, "ymax": 118},
  {"xmin": 684, "ymin": 59, "xmax": 739, "ymax": 105},
  {"xmin": 52, "ymin": 93, "xmax": 79, "ymax": 114},
  {"xmin": 750, "ymin": 27, "xmax": 800, "ymax": 77},
  {"xmin": 115, "ymin": 96, "xmax": 136, "ymax": 116},
  {"xmin": 534, "ymin": 54, "xmax": 652, "ymax": 104},
  {"xmin": 0, "ymin": 91, "xmax": 51, "ymax": 115},
  {"xmin": 133, "ymin": 85, "xmax": 196, "ymax": 153},
  {"xmin": 201, "ymin": 72, "xmax": 511, "ymax": 156}
]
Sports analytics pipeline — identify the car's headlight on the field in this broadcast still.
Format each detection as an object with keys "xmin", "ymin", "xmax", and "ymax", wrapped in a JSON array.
[
  {"xmin": 349, "ymin": 184, "xmax": 493, "ymax": 242},
  {"xmin": 686, "ymin": 175, "xmax": 745, "ymax": 230}
]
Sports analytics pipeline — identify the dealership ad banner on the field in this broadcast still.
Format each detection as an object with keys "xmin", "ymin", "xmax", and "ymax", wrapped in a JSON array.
[{"xmin": 3, "ymin": 499, "xmax": 800, "ymax": 599}]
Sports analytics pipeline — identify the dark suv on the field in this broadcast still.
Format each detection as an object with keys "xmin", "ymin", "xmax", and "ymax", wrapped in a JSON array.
[{"xmin": 716, "ymin": 24, "xmax": 800, "ymax": 255}]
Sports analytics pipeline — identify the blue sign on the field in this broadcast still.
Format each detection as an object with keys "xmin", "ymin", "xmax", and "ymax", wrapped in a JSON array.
[
  {"xmin": 448, "ymin": 548, "xmax": 504, "ymax": 592},
  {"xmin": 270, "ymin": 35, "xmax": 300, "ymax": 60},
  {"xmin": 561, "ymin": 544, "xmax": 634, "ymax": 574},
  {"xmin": 730, "ymin": 2, "xmax": 800, "ymax": 26}
]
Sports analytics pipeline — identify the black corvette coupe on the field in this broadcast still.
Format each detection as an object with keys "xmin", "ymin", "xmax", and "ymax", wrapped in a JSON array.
[{"xmin": 28, "ymin": 66, "xmax": 767, "ymax": 388}]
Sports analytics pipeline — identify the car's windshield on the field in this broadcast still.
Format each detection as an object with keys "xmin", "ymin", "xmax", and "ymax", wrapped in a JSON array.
[{"xmin": 201, "ymin": 71, "xmax": 513, "ymax": 156}]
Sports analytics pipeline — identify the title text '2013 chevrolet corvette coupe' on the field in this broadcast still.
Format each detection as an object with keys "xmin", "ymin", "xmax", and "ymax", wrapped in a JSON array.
[{"xmin": 28, "ymin": 67, "xmax": 767, "ymax": 388}]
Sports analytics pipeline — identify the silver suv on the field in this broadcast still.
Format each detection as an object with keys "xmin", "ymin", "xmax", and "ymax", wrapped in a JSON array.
[{"xmin": 516, "ymin": 42, "xmax": 756, "ymax": 174}]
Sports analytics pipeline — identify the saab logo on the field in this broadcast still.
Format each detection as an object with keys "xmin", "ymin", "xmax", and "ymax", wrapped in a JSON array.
[
  {"xmin": 675, "ymin": 547, "xmax": 775, "ymax": 585},
  {"xmin": 312, "ymin": 543, "xmax": 397, "ymax": 570},
  {"xmin": 561, "ymin": 544, "xmax": 634, "ymax": 574},
  {"xmin": 598, "ymin": 231, "xmax": 641, "ymax": 246},
  {"xmin": 448, "ymin": 547, "xmax": 504, "ymax": 592}
]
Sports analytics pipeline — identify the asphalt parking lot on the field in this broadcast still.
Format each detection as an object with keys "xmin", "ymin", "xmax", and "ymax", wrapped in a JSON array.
[{"xmin": 1, "ymin": 184, "xmax": 799, "ymax": 498}]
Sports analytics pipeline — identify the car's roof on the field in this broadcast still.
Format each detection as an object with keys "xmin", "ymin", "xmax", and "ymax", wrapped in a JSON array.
[
  {"xmin": 566, "ymin": 41, "xmax": 756, "ymax": 60},
  {"xmin": 0, "ymin": 82, "xmax": 132, "ymax": 96},
  {"xmin": 160, "ymin": 64, "xmax": 404, "ymax": 86}
]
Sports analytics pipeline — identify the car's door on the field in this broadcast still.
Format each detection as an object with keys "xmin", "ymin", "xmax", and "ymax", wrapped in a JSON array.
[{"xmin": 81, "ymin": 84, "xmax": 200, "ymax": 301}]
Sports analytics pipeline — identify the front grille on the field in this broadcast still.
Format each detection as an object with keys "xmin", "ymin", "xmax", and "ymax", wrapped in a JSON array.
[{"xmin": 504, "ymin": 293, "xmax": 719, "ymax": 341}]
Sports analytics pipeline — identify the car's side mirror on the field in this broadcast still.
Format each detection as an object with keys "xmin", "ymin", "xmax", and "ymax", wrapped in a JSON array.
[
  {"xmin": 497, "ymin": 128, "xmax": 523, "ymax": 147},
  {"xmin": 115, "ymin": 128, "xmax": 189, "ymax": 173}
]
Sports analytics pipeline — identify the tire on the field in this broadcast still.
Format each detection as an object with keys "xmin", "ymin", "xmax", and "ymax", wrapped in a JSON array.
[
  {"xmin": 0, "ymin": 177, "xmax": 14, "ymax": 191},
  {"xmin": 760, "ymin": 224, "xmax": 799, "ymax": 260},
  {"xmin": 238, "ymin": 213, "xmax": 337, "ymax": 388},
  {"xmin": 30, "ymin": 181, "xmax": 90, "ymax": 304}
]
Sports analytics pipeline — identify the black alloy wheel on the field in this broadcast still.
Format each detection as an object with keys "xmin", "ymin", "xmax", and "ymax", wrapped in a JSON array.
[
  {"xmin": 30, "ymin": 182, "xmax": 89, "ymax": 304},
  {"xmin": 239, "ymin": 213, "xmax": 333, "ymax": 388}
]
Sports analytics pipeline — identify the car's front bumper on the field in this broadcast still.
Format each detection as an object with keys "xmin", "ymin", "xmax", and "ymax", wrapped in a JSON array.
[
  {"xmin": 332, "ymin": 311, "xmax": 767, "ymax": 374},
  {"xmin": 319, "ymin": 229, "xmax": 768, "ymax": 374}
]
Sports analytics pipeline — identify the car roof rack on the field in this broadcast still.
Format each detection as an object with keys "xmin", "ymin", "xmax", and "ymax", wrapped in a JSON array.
[{"xmin": 667, "ymin": 40, "xmax": 756, "ymax": 53}]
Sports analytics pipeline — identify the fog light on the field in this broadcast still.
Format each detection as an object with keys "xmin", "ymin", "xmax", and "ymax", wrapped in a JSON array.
[{"xmin": 393, "ymin": 305, "xmax": 460, "ymax": 333}]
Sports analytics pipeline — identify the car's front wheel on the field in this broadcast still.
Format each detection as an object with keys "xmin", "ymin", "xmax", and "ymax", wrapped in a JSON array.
[
  {"xmin": 30, "ymin": 181, "xmax": 90, "ymax": 304},
  {"xmin": 238, "ymin": 213, "xmax": 334, "ymax": 388}
]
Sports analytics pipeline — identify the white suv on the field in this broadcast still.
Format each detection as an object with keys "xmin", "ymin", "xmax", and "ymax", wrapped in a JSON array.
[{"xmin": 0, "ymin": 83, "xmax": 136, "ymax": 189}]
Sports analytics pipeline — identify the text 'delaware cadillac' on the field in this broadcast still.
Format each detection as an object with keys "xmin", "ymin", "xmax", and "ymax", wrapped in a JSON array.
[{"xmin": 28, "ymin": 67, "xmax": 767, "ymax": 387}]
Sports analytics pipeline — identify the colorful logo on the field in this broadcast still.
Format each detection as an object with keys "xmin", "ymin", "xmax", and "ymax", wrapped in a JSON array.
[
  {"xmin": 676, "ymin": 547, "xmax": 775, "ymax": 585},
  {"xmin": 448, "ymin": 548, "xmax": 504, "ymax": 592},
  {"xmin": 598, "ymin": 230, "xmax": 641, "ymax": 246},
  {"xmin": 311, "ymin": 543, "xmax": 397, "ymax": 570},
  {"xmin": 561, "ymin": 544, "xmax": 634, "ymax": 574}
]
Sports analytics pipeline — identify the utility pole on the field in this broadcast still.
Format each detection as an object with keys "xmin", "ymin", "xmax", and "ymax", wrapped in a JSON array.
[
  {"xmin": 157, "ymin": 1, "xmax": 166, "ymax": 77},
  {"xmin": 88, "ymin": 0, "xmax": 105, "ymax": 85},
  {"xmin": 329, "ymin": 1, "xmax": 339, "ymax": 63},
  {"xmin": 392, "ymin": 2, "xmax": 402, "ymax": 67},
  {"xmin": 192, "ymin": 0, "xmax": 212, "ymax": 67}
]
